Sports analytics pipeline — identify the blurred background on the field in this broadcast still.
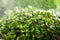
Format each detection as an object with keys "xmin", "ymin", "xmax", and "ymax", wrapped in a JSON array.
[{"xmin": 0, "ymin": 0, "xmax": 60, "ymax": 17}]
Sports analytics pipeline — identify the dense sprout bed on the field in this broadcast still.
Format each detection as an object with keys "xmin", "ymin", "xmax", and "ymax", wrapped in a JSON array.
[{"xmin": 0, "ymin": 7, "xmax": 60, "ymax": 40}]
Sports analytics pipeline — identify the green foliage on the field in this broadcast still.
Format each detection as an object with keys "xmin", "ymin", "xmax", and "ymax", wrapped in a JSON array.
[
  {"xmin": 0, "ymin": 0, "xmax": 57, "ymax": 18},
  {"xmin": 7, "ymin": 0, "xmax": 56, "ymax": 10},
  {"xmin": 54, "ymin": 0, "xmax": 60, "ymax": 5},
  {"xmin": 0, "ymin": 7, "xmax": 60, "ymax": 40},
  {"xmin": 38, "ymin": 0, "xmax": 56, "ymax": 10}
]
